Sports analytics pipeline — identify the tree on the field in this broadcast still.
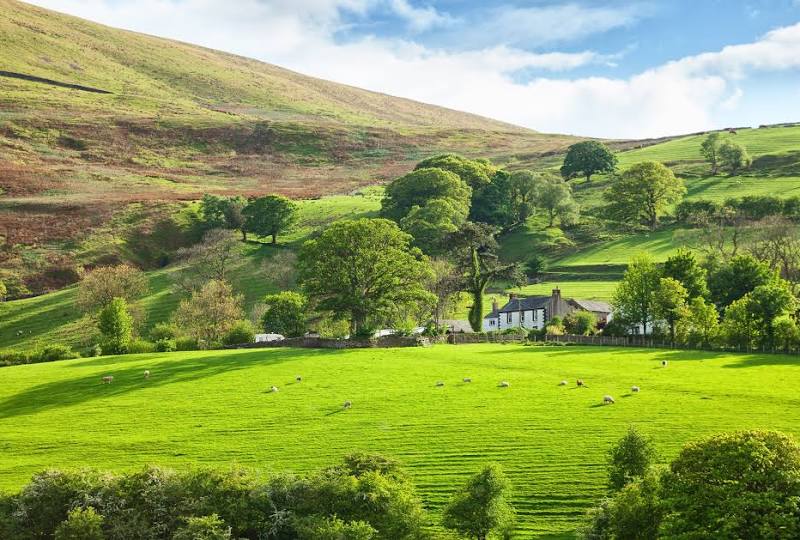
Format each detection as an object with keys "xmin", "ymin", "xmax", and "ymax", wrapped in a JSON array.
[
  {"xmin": 662, "ymin": 249, "xmax": 708, "ymax": 300},
  {"xmin": 173, "ymin": 280, "xmax": 244, "ymax": 347},
  {"xmin": 773, "ymin": 316, "xmax": 800, "ymax": 352},
  {"xmin": 564, "ymin": 310, "xmax": 597, "ymax": 336},
  {"xmin": 448, "ymin": 222, "xmax": 521, "ymax": 332},
  {"xmin": 427, "ymin": 258, "xmax": 462, "ymax": 329},
  {"xmin": 699, "ymin": 132, "xmax": 723, "ymax": 174},
  {"xmin": 471, "ymin": 169, "xmax": 543, "ymax": 230},
  {"xmin": 583, "ymin": 472, "xmax": 663, "ymax": 540},
  {"xmin": 54, "ymin": 507, "xmax": 104, "ymax": 540},
  {"xmin": 400, "ymin": 197, "xmax": 467, "ymax": 254},
  {"xmin": 653, "ymin": 277, "xmax": 689, "ymax": 343},
  {"xmin": 222, "ymin": 320, "xmax": 256, "ymax": 346},
  {"xmin": 719, "ymin": 140, "xmax": 752, "ymax": 175},
  {"xmin": 380, "ymin": 167, "xmax": 471, "ymax": 224},
  {"xmin": 678, "ymin": 297, "xmax": 719, "ymax": 347},
  {"xmin": 660, "ymin": 431, "xmax": 800, "ymax": 538},
  {"xmin": 443, "ymin": 464, "xmax": 516, "ymax": 540},
  {"xmin": 605, "ymin": 161, "xmax": 685, "ymax": 229},
  {"xmin": 708, "ymin": 254, "xmax": 773, "ymax": 310},
  {"xmin": 414, "ymin": 154, "xmax": 495, "ymax": 192},
  {"xmin": 747, "ymin": 279, "xmax": 797, "ymax": 348},
  {"xmin": 243, "ymin": 195, "xmax": 298, "ymax": 244},
  {"xmin": 173, "ymin": 229, "xmax": 240, "ymax": 293},
  {"xmin": 509, "ymin": 170, "xmax": 542, "ymax": 224},
  {"xmin": 76, "ymin": 265, "xmax": 148, "ymax": 314},
  {"xmin": 97, "ymin": 297, "xmax": 134, "ymax": 354},
  {"xmin": 262, "ymin": 291, "xmax": 308, "ymax": 337},
  {"xmin": 607, "ymin": 426, "xmax": 657, "ymax": 492},
  {"xmin": 525, "ymin": 254, "xmax": 547, "ymax": 280},
  {"xmin": 539, "ymin": 178, "xmax": 579, "ymax": 227},
  {"xmin": 720, "ymin": 295, "xmax": 758, "ymax": 349},
  {"xmin": 200, "ymin": 194, "xmax": 247, "ymax": 239},
  {"xmin": 172, "ymin": 514, "xmax": 232, "ymax": 540},
  {"xmin": 612, "ymin": 254, "xmax": 661, "ymax": 335},
  {"xmin": 748, "ymin": 216, "xmax": 800, "ymax": 284},
  {"xmin": 298, "ymin": 219, "xmax": 435, "ymax": 335},
  {"xmin": 261, "ymin": 250, "xmax": 298, "ymax": 291},
  {"xmin": 560, "ymin": 140, "xmax": 617, "ymax": 183}
]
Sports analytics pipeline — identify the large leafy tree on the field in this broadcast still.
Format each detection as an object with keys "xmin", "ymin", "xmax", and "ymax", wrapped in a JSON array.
[
  {"xmin": 560, "ymin": 140, "xmax": 617, "ymax": 183},
  {"xmin": 719, "ymin": 140, "xmax": 752, "ymax": 175},
  {"xmin": 662, "ymin": 249, "xmax": 709, "ymax": 299},
  {"xmin": 678, "ymin": 297, "xmax": 720, "ymax": 347},
  {"xmin": 381, "ymin": 168, "xmax": 470, "ymax": 223},
  {"xmin": 173, "ymin": 279, "xmax": 244, "ymax": 347},
  {"xmin": 173, "ymin": 229, "xmax": 240, "ymax": 293},
  {"xmin": 243, "ymin": 195, "xmax": 298, "ymax": 244},
  {"xmin": 261, "ymin": 291, "xmax": 308, "ymax": 337},
  {"xmin": 605, "ymin": 161, "xmax": 685, "ymax": 229},
  {"xmin": 661, "ymin": 431, "xmax": 800, "ymax": 539},
  {"xmin": 400, "ymin": 197, "xmax": 467, "ymax": 254},
  {"xmin": 97, "ymin": 297, "xmax": 134, "ymax": 354},
  {"xmin": 448, "ymin": 222, "xmax": 521, "ymax": 332},
  {"xmin": 612, "ymin": 254, "xmax": 661, "ymax": 334},
  {"xmin": 414, "ymin": 154, "xmax": 495, "ymax": 192},
  {"xmin": 747, "ymin": 280, "xmax": 797, "ymax": 348},
  {"xmin": 443, "ymin": 464, "xmax": 516, "ymax": 540},
  {"xmin": 76, "ymin": 265, "xmax": 148, "ymax": 314},
  {"xmin": 653, "ymin": 277, "xmax": 689, "ymax": 343},
  {"xmin": 200, "ymin": 194, "xmax": 247, "ymax": 239},
  {"xmin": 708, "ymin": 253, "xmax": 773, "ymax": 310},
  {"xmin": 700, "ymin": 132, "xmax": 723, "ymax": 174},
  {"xmin": 471, "ymin": 170, "xmax": 543, "ymax": 230},
  {"xmin": 539, "ymin": 177, "xmax": 579, "ymax": 227},
  {"xmin": 607, "ymin": 426, "xmax": 657, "ymax": 492},
  {"xmin": 298, "ymin": 218, "xmax": 435, "ymax": 335}
]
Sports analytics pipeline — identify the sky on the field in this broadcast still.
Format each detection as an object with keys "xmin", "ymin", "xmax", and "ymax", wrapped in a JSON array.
[{"xmin": 24, "ymin": 0, "xmax": 800, "ymax": 138}]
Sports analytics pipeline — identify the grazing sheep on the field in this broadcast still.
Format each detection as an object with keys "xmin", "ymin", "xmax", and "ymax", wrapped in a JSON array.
[
  {"xmin": 603, "ymin": 395, "xmax": 615, "ymax": 405},
  {"xmin": 101, "ymin": 376, "xmax": 114, "ymax": 384},
  {"xmin": 499, "ymin": 381, "xmax": 510, "ymax": 388},
  {"xmin": 631, "ymin": 386, "xmax": 640, "ymax": 393},
  {"xmin": 463, "ymin": 377, "xmax": 472, "ymax": 383},
  {"xmin": 270, "ymin": 386, "xmax": 279, "ymax": 393},
  {"xmin": 296, "ymin": 376, "xmax": 302, "ymax": 382},
  {"xmin": 143, "ymin": 370, "xmax": 150, "ymax": 379},
  {"xmin": 343, "ymin": 400, "xmax": 352, "ymax": 409},
  {"xmin": 661, "ymin": 360, "xmax": 668, "ymax": 367},
  {"xmin": 436, "ymin": 381, "xmax": 445, "ymax": 387},
  {"xmin": 559, "ymin": 380, "xmax": 568, "ymax": 386},
  {"xmin": 576, "ymin": 379, "xmax": 585, "ymax": 387}
]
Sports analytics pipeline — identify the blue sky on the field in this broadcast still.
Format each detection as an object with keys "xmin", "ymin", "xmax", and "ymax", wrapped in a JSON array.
[{"xmin": 26, "ymin": 0, "xmax": 800, "ymax": 138}]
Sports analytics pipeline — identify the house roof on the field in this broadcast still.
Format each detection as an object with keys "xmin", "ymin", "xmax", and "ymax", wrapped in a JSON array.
[
  {"xmin": 569, "ymin": 299, "xmax": 612, "ymax": 314},
  {"xmin": 485, "ymin": 296, "xmax": 551, "ymax": 319}
]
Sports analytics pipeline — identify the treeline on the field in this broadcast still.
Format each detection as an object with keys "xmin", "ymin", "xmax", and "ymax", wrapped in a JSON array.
[
  {"xmin": 0, "ymin": 454, "xmax": 516, "ymax": 540},
  {"xmin": 676, "ymin": 195, "xmax": 800, "ymax": 225}
]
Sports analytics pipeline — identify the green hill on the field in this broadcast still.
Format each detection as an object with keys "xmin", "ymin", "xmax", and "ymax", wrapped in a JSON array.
[{"xmin": 2, "ymin": 344, "xmax": 799, "ymax": 537}]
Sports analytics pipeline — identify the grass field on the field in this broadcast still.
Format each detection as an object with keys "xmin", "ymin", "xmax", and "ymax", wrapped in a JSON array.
[{"xmin": 2, "ymin": 344, "xmax": 799, "ymax": 537}]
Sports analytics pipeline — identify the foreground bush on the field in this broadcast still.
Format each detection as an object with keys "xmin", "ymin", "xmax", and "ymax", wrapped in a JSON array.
[
  {"xmin": 0, "ymin": 345, "xmax": 79, "ymax": 367},
  {"xmin": 0, "ymin": 454, "xmax": 427, "ymax": 540}
]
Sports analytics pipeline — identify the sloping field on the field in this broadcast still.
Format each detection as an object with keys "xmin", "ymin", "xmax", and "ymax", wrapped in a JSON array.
[{"xmin": 1, "ymin": 345, "xmax": 799, "ymax": 537}]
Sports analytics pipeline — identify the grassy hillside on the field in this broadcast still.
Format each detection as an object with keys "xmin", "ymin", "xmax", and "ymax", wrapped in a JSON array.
[{"xmin": 2, "ymin": 345, "xmax": 799, "ymax": 537}]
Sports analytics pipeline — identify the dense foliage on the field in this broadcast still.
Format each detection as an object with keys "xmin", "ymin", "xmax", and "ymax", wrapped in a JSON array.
[{"xmin": 560, "ymin": 141, "xmax": 617, "ymax": 182}]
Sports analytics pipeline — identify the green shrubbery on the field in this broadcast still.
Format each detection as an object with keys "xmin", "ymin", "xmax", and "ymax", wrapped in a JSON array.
[
  {"xmin": 222, "ymin": 320, "xmax": 256, "ymax": 346},
  {"xmin": 0, "ymin": 344, "xmax": 79, "ymax": 367},
  {"xmin": 0, "ymin": 454, "xmax": 427, "ymax": 540}
]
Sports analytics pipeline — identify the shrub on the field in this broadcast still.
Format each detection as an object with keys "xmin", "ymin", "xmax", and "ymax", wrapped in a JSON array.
[
  {"xmin": 660, "ymin": 430, "xmax": 800, "ymax": 538},
  {"xmin": 675, "ymin": 199, "xmax": 721, "ymax": 226},
  {"xmin": 155, "ymin": 338, "xmax": 177, "ymax": 352},
  {"xmin": 727, "ymin": 195, "xmax": 784, "ymax": 220},
  {"xmin": 150, "ymin": 322, "xmax": 178, "ymax": 342},
  {"xmin": 87, "ymin": 344, "xmax": 103, "ymax": 357},
  {"xmin": 127, "ymin": 339, "xmax": 156, "ymax": 354},
  {"xmin": 583, "ymin": 472, "xmax": 663, "ymax": 540},
  {"xmin": 55, "ymin": 507, "xmax": 104, "ymax": 540},
  {"xmin": 294, "ymin": 516, "xmax": 376, "ymax": 540},
  {"xmin": 525, "ymin": 254, "xmax": 548, "ymax": 279},
  {"xmin": 172, "ymin": 514, "xmax": 231, "ymax": 540},
  {"xmin": 38, "ymin": 344, "xmax": 80, "ymax": 362},
  {"xmin": 607, "ymin": 426, "xmax": 657, "ymax": 491},
  {"xmin": 443, "ymin": 463, "xmax": 516, "ymax": 540},
  {"xmin": 97, "ymin": 297, "xmax": 133, "ymax": 354},
  {"xmin": 222, "ymin": 320, "xmax": 256, "ymax": 346},
  {"xmin": 564, "ymin": 310, "xmax": 597, "ymax": 335},
  {"xmin": 175, "ymin": 337, "xmax": 199, "ymax": 351}
]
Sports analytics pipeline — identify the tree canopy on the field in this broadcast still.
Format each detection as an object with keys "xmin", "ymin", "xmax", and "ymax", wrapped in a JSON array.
[
  {"xmin": 243, "ymin": 195, "xmax": 298, "ymax": 244},
  {"xmin": 298, "ymin": 218, "xmax": 435, "ymax": 335},
  {"xmin": 560, "ymin": 140, "xmax": 617, "ymax": 182},
  {"xmin": 443, "ymin": 463, "xmax": 516, "ymax": 540},
  {"xmin": 700, "ymin": 132, "xmax": 723, "ymax": 174},
  {"xmin": 414, "ymin": 153, "xmax": 495, "ymax": 192},
  {"xmin": 381, "ymin": 167, "xmax": 470, "ymax": 223},
  {"xmin": 605, "ymin": 161, "xmax": 685, "ymax": 229},
  {"xmin": 708, "ymin": 253, "xmax": 773, "ymax": 309},
  {"xmin": 612, "ymin": 254, "xmax": 661, "ymax": 333},
  {"xmin": 719, "ymin": 140, "xmax": 752, "ymax": 175},
  {"xmin": 662, "ymin": 249, "xmax": 709, "ymax": 300}
]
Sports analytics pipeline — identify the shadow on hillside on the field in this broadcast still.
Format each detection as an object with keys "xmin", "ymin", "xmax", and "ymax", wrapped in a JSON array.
[
  {"xmin": 721, "ymin": 352, "xmax": 800, "ymax": 368},
  {"xmin": 0, "ymin": 349, "xmax": 336, "ymax": 420}
]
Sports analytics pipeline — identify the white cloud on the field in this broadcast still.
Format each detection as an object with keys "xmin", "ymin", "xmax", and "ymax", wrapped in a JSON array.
[
  {"xmin": 22, "ymin": 1, "xmax": 800, "ymax": 138},
  {"xmin": 388, "ymin": 0, "xmax": 454, "ymax": 32}
]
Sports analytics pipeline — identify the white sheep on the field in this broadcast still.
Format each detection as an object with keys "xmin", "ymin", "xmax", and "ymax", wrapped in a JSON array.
[
  {"xmin": 559, "ymin": 380, "xmax": 568, "ymax": 386},
  {"xmin": 463, "ymin": 377, "xmax": 472, "ymax": 383},
  {"xmin": 270, "ymin": 386, "xmax": 279, "ymax": 393},
  {"xmin": 143, "ymin": 370, "xmax": 150, "ymax": 379},
  {"xmin": 101, "ymin": 376, "xmax": 114, "ymax": 384},
  {"xmin": 436, "ymin": 381, "xmax": 445, "ymax": 387},
  {"xmin": 499, "ymin": 381, "xmax": 510, "ymax": 388},
  {"xmin": 603, "ymin": 395, "xmax": 615, "ymax": 405},
  {"xmin": 296, "ymin": 376, "xmax": 302, "ymax": 382},
  {"xmin": 631, "ymin": 386, "xmax": 640, "ymax": 393},
  {"xmin": 343, "ymin": 400, "xmax": 352, "ymax": 409}
]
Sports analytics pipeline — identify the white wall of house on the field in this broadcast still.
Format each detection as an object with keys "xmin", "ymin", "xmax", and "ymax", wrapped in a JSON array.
[{"xmin": 483, "ymin": 308, "xmax": 546, "ymax": 332}]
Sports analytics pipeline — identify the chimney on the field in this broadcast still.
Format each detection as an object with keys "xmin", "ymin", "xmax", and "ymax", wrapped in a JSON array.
[
  {"xmin": 550, "ymin": 288, "xmax": 562, "ymax": 319},
  {"xmin": 492, "ymin": 297, "xmax": 499, "ymax": 312},
  {"xmin": 552, "ymin": 288, "xmax": 561, "ymax": 302},
  {"xmin": 509, "ymin": 293, "xmax": 517, "ymax": 301}
]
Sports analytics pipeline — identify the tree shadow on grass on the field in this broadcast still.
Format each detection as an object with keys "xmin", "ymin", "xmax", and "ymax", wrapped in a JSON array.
[
  {"xmin": 0, "ymin": 348, "xmax": 337, "ymax": 420},
  {"xmin": 720, "ymin": 352, "xmax": 800, "ymax": 368}
]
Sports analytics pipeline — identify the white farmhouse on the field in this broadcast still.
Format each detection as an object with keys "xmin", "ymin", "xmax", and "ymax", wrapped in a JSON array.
[{"xmin": 482, "ymin": 289, "xmax": 574, "ymax": 332}]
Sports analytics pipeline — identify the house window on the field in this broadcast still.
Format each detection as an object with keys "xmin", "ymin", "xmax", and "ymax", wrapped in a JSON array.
[
  {"xmin": 532, "ymin": 310, "xmax": 537, "ymax": 321},
  {"xmin": 490, "ymin": 320, "xmax": 496, "ymax": 326},
  {"xmin": 521, "ymin": 311, "xmax": 526, "ymax": 322},
  {"xmin": 507, "ymin": 313, "xmax": 512, "ymax": 324}
]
